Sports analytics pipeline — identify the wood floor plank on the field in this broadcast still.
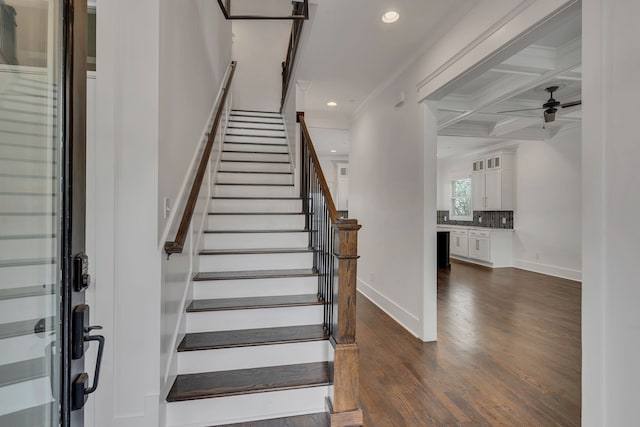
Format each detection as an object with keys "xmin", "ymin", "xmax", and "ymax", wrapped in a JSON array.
[
  {"xmin": 193, "ymin": 269, "xmax": 317, "ymax": 281},
  {"xmin": 216, "ymin": 412, "xmax": 329, "ymax": 427},
  {"xmin": 187, "ymin": 294, "xmax": 322, "ymax": 312},
  {"xmin": 166, "ymin": 362, "xmax": 329, "ymax": 402},
  {"xmin": 357, "ymin": 263, "xmax": 581, "ymax": 426},
  {"xmin": 178, "ymin": 325, "xmax": 328, "ymax": 351}
]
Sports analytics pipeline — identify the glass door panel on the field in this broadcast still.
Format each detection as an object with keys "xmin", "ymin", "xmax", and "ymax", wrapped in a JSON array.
[{"xmin": 0, "ymin": 0, "xmax": 62, "ymax": 425}]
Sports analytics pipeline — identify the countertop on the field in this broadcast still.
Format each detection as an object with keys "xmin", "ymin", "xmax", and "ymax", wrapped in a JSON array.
[{"xmin": 437, "ymin": 225, "xmax": 514, "ymax": 232}]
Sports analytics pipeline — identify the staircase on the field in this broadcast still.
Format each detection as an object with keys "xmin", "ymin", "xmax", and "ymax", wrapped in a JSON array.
[
  {"xmin": 0, "ymin": 72, "xmax": 58, "ymax": 423},
  {"xmin": 165, "ymin": 110, "xmax": 333, "ymax": 426}
]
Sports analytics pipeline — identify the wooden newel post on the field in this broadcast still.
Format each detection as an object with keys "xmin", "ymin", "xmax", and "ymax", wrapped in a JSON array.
[{"xmin": 329, "ymin": 219, "xmax": 363, "ymax": 426}]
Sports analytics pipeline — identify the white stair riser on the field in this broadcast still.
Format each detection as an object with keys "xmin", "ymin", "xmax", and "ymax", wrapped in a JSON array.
[
  {"xmin": 225, "ymin": 135, "xmax": 286, "ymax": 145},
  {"xmin": 0, "ymin": 215, "xmax": 56, "ymax": 235},
  {"xmin": 211, "ymin": 198, "xmax": 301, "ymax": 213},
  {"xmin": 228, "ymin": 121, "xmax": 283, "ymax": 131},
  {"xmin": 0, "ymin": 377, "xmax": 53, "ymax": 417},
  {"xmin": 226, "ymin": 128, "xmax": 285, "ymax": 138},
  {"xmin": 166, "ymin": 386, "xmax": 328, "ymax": 427},
  {"xmin": 0, "ymin": 159, "xmax": 55, "ymax": 176},
  {"xmin": 0, "ymin": 195, "xmax": 56, "ymax": 213},
  {"xmin": 231, "ymin": 111, "xmax": 281, "ymax": 118},
  {"xmin": 0, "ymin": 237, "xmax": 56, "ymax": 260},
  {"xmin": 193, "ymin": 276, "xmax": 317, "ymax": 300},
  {"xmin": 177, "ymin": 341, "xmax": 329, "ymax": 374},
  {"xmin": 204, "ymin": 232, "xmax": 308, "ymax": 250},
  {"xmin": 0, "ymin": 334, "xmax": 54, "ymax": 366},
  {"xmin": 213, "ymin": 184, "xmax": 296, "ymax": 198},
  {"xmin": 218, "ymin": 161, "xmax": 290, "ymax": 173},
  {"xmin": 0, "ymin": 294, "xmax": 55, "ymax": 323},
  {"xmin": 221, "ymin": 152, "xmax": 289, "ymax": 163},
  {"xmin": 198, "ymin": 252, "xmax": 312, "ymax": 272},
  {"xmin": 0, "ymin": 176, "xmax": 55, "ymax": 193},
  {"xmin": 222, "ymin": 143, "xmax": 287, "ymax": 154},
  {"xmin": 229, "ymin": 115, "xmax": 283, "ymax": 125},
  {"xmin": 217, "ymin": 172, "xmax": 292, "ymax": 185},
  {"xmin": 0, "ymin": 145, "xmax": 56, "ymax": 162},
  {"xmin": 186, "ymin": 306, "xmax": 323, "ymax": 333},
  {"xmin": 207, "ymin": 214, "xmax": 305, "ymax": 231},
  {"xmin": 0, "ymin": 264, "xmax": 55, "ymax": 289}
]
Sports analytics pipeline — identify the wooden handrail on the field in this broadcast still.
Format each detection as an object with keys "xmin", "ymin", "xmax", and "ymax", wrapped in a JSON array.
[
  {"xmin": 298, "ymin": 114, "xmax": 338, "ymax": 223},
  {"xmin": 164, "ymin": 61, "xmax": 237, "ymax": 255},
  {"xmin": 280, "ymin": 3, "xmax": 306, "ymax": 112}
]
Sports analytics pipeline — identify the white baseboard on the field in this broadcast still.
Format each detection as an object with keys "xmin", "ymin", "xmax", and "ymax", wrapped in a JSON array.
[
  {"xmin": 357, "ymin": 278, "xmax": 421, "ymax": 338},
  {"xmin": 513, "ymin": 259, "xmax": 582, "ymax": 282}
]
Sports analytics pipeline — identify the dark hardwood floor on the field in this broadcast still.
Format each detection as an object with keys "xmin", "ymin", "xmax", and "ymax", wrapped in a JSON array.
[{"xmin": 358, "ymin": 262, "xmax": 581, "ymax": 426}]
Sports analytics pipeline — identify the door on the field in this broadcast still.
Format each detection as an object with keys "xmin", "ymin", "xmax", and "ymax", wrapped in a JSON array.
[
  {"xmin": 0, "ymin": 0, "xmax": 98, "ymax": 425},
  {"xmin": 484, "ymin": 169, "xmax": 502, "ymax": 210},
  {"xmin": 336, "ymin": 162, "xmax": 349, "ymax": 212},
  {"xmin": 471, "ymin": 172, "xmax": 485, "ymax": 210}
]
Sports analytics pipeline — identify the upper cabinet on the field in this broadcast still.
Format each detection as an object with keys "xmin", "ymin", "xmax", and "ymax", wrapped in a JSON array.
[{"xmin": 471, "ymin": 152, "xmax": 515, "ymax": 211}]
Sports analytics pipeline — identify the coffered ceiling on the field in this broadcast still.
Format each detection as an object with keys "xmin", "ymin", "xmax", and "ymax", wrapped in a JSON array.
[{"xmin": 437, "ymin": 8, "xmax": 582, "ymax": 157}]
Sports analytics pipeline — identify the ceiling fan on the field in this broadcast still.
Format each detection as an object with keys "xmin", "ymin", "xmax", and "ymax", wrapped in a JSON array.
[{"xmin": 497, "ymin": 86, "xmax": 582, "ymax": 123}]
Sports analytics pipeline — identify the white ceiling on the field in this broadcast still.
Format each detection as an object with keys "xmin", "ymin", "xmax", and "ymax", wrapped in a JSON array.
[{"xmin": 296, "ymin": 0, "xmax": 478, "ymax": 117}]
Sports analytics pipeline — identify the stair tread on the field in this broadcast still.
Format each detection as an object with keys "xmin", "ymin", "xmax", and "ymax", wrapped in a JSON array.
[
  {"xmin": 215, "ymin": 183, "xmax": 293, "ymax": 187},
  {"xmin": 222, "ymin": 150, "xmax": 287, "ymax": 154},
  {"xmin": 204, "ymin": 229, "xmax": 307, "ymax": 234},
  {"xmin": 200, "ymin": 247, "xmax": 312, "ymax": 256},
  {"xmin": 220, "ymin": 160, "xmax": 290, "ymax": 164},
  {"xmin": 208, "ymin": 212, "xmax": 303, "ymax": 215},
  {"xmin": 178, "ymin": 325, "xmax": 328, "ymax": 351},
  {"xmin": 187, "ymin": 294, "xmax": 322, "ymax": 312},
  {"xmin": 217, "ymin": 412, "xmax": 330, "ymax": 427},
  {"xmin": 0, "ymin": 357, "xmax": 48, "ymax": 387},
  {"xmin": 194, "ymin": 268, "xmax": 317, "ymax": 281},
  {"xmin": 218, "ymin": 170, "xmax": 292, "ymax": 174},
  {"xmin": 212, "ymin": 196, "xmax": 301, "ymax": 200},
  {"xmin": 166, "ymin": 362, "xmax": 329, "ymax": 402}
]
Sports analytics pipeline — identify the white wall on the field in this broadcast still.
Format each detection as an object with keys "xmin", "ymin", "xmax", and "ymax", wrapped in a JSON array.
[
  {"xmin": 513, "ymin": 127, "xmax": 581, "ymax": 280},
  {"xmin": 158, "ymin": 0, "xmax": 232, "ymax": 238},
  {"xmin": 583, "ymin": 0, "xmax": 640, "ymax": 424},
  {"xmin": 231, "ymin": 20, "xmax": 290, "ymax": 111},
  {"xmin": 350, "ymin": 62, "xmax": 429, "ymax": 338},
  {"xmin": 308, "ymin": 127, "xmax": 349, "ymax": 200}
]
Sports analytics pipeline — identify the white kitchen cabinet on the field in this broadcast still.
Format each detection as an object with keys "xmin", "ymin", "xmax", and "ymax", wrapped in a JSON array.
[
  {"xmin": 450, "ymin": 229, "xmax": 468, "ymax": 257},
  {"xmin": 468, "ymin": 230, "xmax": 490, "ymax": 262},
  {"xmin": 471, "ymin": 152, "xmax": 514, "ymax": 210},
  {"xmin": 439, "ymin": 226, "xmax": 513, "ymax": 268}
]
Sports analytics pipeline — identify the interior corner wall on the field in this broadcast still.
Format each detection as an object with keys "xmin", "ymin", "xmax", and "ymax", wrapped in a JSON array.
[
  {"xmin": 513, "ymin": 127, "xmax": 582, "ymax": 280},
  {"xmin": 231, "ymin": 20, "xmax": 291, "ymax": 111},
  {"xmin": 158, "ymin": 0, "xmax": 232, "ymax": 238},
  {"xmin": 583, "ymin": 0, "xmax": 640, "ymax": 425},
  {"xmin": 350, "ymin": 63, "xmax": 426, "ymax": 338}
]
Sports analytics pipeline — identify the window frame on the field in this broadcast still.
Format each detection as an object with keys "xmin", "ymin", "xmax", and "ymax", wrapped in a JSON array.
[{"xmin": 450, "ymin": 174, "xmax": 473, "ymax": 221}]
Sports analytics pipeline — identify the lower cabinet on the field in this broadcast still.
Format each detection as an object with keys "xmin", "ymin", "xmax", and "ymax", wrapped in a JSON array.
[
  {"xmin": 440, "ymin": 227, "xmax": 513, "ymax": 267},
  {"xmin": 450, "ymin": 229, "xmax": 468, "ymax": 257},
  {"xmin": 468, "ymin": 230, "xmax": 490, "ymax": 262}
]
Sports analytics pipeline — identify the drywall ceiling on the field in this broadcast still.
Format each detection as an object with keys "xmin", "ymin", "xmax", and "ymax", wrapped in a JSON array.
[
  {"xmin": 436, "ymin": 7, "xmax": 582, "ymax": 157},
  {"xmin": 295, "ymin": 0, "xmax": 478, "ymax": 118}
]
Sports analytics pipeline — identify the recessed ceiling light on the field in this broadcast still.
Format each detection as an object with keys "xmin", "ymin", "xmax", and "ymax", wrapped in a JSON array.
[
  {"xmin": 382, "ymin": 10, "xmax": 399, "ymax": 24},
  {"xmin": 327, "ymin": 101, "xmax": 337, "ymax": 107},
  {"xmin": 330, "ymin": 149, "xmax": 337, "ymax": 153}
]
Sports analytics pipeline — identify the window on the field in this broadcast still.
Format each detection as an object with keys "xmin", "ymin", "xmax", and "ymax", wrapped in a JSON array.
[{"xmin": 451, "ymin": 177, "xmax": 472, "ymax": 220}]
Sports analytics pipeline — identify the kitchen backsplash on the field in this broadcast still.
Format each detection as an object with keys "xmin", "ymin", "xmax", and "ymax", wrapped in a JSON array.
[{"xmin": 437, "ymin": 210, "xmax": 514, "ymax": 229}]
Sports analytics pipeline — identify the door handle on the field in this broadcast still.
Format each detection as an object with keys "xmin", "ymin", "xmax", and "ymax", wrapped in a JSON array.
[{"xmin": 72, "ymin": 329, "xmax": 105, "ymax": 410}]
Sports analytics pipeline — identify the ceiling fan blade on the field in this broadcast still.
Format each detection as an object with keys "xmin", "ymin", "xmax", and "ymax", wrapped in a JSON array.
[
  {"xmin": 496, "ymin": 107, "xmax": 545, "ymax": 114},
  {"xmin": 561, "ymin": 100, "xmax": 582, "ymax": 108}
]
